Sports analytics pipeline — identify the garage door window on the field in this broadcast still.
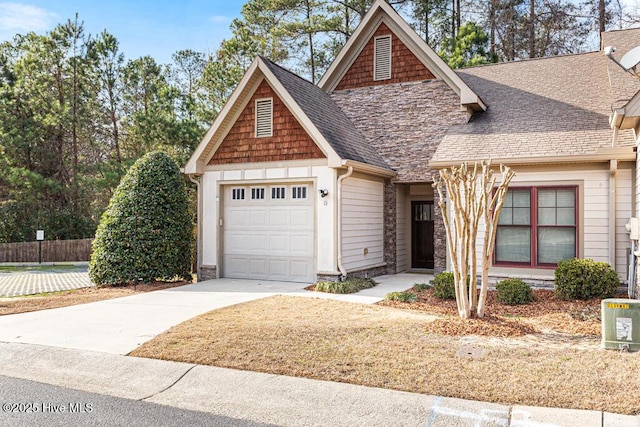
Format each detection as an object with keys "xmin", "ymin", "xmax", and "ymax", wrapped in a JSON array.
[
  {"xmin": 251, "ymin": 187, "xmax": 265, "ymax": 200},
  {"xmin": 292, "ymin": 186, "xmax": 307, "ymax": 200},
  {"xmin": 271, "ymin": 186, "xmax": 286, "ymax": 200},
  {"xmin": 232, "ymin": 188, "xmax": 245, "ymax": 200}
]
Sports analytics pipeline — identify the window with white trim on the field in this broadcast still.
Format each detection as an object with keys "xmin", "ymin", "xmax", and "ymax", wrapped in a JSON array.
[
  {"xmin": 374, "ymin": 35, "xmax": 392, "ymax": 81},
  {"xmin": 231, "ymin": 188, "xmax": 245, "ymax": 200},
  {"xmin": 495, "ymin": 186, "xmax": 577, "ymax": 267},
  {"xmin": 251, "ymin": 187, "xmax": 265, "ymax": 200},
  {"xmin": 271, "ymin": 186, "xmax": 286, "ymax": 200},
  {"xmin": 255, "ymin": 98, "xmax": 273, "ymax": 138},
  {"xmin": 291, "ymin": 186, "xmax": 308, "ymax": 200}
]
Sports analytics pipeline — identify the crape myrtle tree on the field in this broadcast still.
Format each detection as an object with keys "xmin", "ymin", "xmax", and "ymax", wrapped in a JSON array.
[
  {"xmin": 89, "ymin": 151, "xmax": 192, "ymax": 285},
  {"xmin": 433, "ymin": 161, "xmax": 515, "ymax": 319}
]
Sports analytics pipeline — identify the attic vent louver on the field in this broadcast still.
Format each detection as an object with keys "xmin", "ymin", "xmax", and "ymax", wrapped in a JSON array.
[
  {"xmin": 374, "ymin": 35, "xmax": 392, "ymax": 81},
  {"xmin": 255, "ymin": 98, "xmax": 273, "ymax": 138}
]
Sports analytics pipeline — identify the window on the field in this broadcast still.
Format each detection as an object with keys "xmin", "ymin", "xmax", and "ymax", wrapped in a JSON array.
[
  {"xmin": 255, "ymin": 98, "xmax": 273, "ymax": 138},
  {"xmin": 495, "ymin": 186, "xmax": 577, "ymax": 267},
  {"xmin": 292, "ymin": 186, "xmax": 307, "ymax": 200},
  {"xmin": 251, "ymin": 187, "xmax": 265, "ymax": 200},
  {"xmin": 271, "ymin": 186, "xmax": 286, "ymax": 200},
  {"xmin": 373, "ymin": 35, "xmax": 392, "ymax": 81},
  {"xmin": 231, "ymin": 188, "xmax": 245, "ymax": 200}
]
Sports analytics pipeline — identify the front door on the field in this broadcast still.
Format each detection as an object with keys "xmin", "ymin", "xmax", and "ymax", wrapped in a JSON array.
[{"xmin": 411, "ymin": 201, "xmax": 434, "ymax": 269}]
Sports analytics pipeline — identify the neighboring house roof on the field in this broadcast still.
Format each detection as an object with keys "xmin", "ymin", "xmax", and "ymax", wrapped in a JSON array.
[
  {"xmin": 183, "ymin": 56, "xmax": 393, "ymax": 176},
  {"xmin": 259, "ymin": 58, "xmax": 390, "ymax": 171},
  {"xmin": 318, "ymin": 0, "xmax": 486, "ymax": 112},
  {"xmin": 604, "ymin": 28, "xmax": 640, "ymax": 130},
  {"xmin": 431, "ymin": 43, "xmax": 638, "ymax": 167}
]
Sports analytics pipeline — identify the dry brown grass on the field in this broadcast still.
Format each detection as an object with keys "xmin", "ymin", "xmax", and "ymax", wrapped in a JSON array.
[
  {"xmin": 0, "ymin": 281, "xmax": 189, "ymax": 316},
  {"xmin": 131, "ymin": 295, "xmax": 640, "ymax": 415}
]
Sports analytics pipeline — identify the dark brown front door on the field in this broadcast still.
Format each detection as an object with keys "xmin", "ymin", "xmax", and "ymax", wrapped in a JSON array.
[{"xmin": 411, "ymin": 201, "xmax": 434, "ymax": 269}]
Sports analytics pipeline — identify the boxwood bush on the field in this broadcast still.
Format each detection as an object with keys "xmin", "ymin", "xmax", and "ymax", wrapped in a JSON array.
[
  {"xmin": 496, "ymin": 279, "xmax": 533, "ymax": 305},
  {"xmin": 315, "ymin": 278, "xmax": 376, "ymax": 294},
  {"xmin": 433, "ymin": 272, "xmax": 456, "ymax": 300},
  {"xmin": 554, "ymin": 258, "xmax": 619, "ymax": 300},
  {"xmin": 385, "ymin": 291, "xmax": 417, "ymax": 302},
  {"xmin": 89, "ymin": 151, "xmax": 193, "ymax": 285}
]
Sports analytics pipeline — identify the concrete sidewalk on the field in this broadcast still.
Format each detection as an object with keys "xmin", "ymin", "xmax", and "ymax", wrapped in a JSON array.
[{"xmin": 0, "ymin": 342, "xmax": 637, "ymax": 427}]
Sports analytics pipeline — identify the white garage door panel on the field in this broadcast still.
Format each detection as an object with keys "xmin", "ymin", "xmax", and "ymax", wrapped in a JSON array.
[{"xmin": 222, "ymin": 184, "xmax": 315, "ymax": 282}]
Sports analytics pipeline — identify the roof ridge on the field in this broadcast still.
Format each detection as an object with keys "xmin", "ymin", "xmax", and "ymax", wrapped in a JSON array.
[
  {"xmin": 257, "ymin": 56, "xmax": 318, "ymax": 88},
  {"xmin": 456, "ymin": 50, "xmax": 602, "ymax": 71}
]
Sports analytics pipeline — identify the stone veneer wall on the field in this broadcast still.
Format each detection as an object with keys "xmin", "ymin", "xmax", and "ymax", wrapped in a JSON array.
[
  {"xmin": 383, "ymin": 179, "xmax": 397, "ymax": 274},
  {"xmin": 331, "ymin": 80, "xmax": 467, "ymax": 273},
  {"xmin": 433, "ymin": 189, "xmax": 447, "ymax": 273},
  {"xmin": 330, "ymin": 80, "xmax": 467, "ymax": 182}
]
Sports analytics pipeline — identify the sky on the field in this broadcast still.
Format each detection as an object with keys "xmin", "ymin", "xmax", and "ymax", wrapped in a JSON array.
[{"xmin": 0, "ymin": 1, "xmax": 247, "ymax": 63}]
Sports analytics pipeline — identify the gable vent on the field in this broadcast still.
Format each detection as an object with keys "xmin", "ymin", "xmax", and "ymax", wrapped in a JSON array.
[
  {"xmin": 255, "ymin": 98, "xmax": 273, "ymax": 138},
  {"xmin": 374, "ymin": 35, "xmax": 392, "ymax": 81}
]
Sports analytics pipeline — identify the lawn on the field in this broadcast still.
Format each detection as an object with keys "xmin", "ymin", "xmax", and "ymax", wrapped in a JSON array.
[{"xmin": 130, "ymin": 290, "xmax": 640, "ymax": 415}]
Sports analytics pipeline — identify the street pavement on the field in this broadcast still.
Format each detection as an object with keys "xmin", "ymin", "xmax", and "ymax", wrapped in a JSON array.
[
  {"xmin": 0, "ymin": 375, "xmax": 272, "ymax": 427},
  {"xmin": 0, "ymin": 264, "xmax": 92, "ymax": 297},
  {"xmin": 0, "ymin": 273, "xmax": 638, "ymax": 426}
]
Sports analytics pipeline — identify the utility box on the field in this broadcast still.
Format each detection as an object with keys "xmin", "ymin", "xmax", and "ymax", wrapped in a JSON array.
[{"xmin": 602, "ymin": 299, "xmax": 640, "ymax": 351}]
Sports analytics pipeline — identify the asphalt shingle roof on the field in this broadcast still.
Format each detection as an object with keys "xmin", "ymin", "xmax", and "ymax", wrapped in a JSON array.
[
  {"xmin": 432, "ymin": 29, "xmax": 640, "ymax": 164},
  {"xmin": 260, "ymin": 57, "xmax": 391, "ymax": 171}
]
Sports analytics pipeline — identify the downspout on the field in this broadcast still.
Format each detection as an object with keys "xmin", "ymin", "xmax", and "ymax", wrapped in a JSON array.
[
  {"xmin": 609, "ymin": 159, "xmax": 617, "ymax": 269},
  {"xmin": 188, "ymin": 173, "xmax": 203, "ymax": 281},
  {"xmin": 337, "ymin": 166, "xmax": 354, "ymax": 280}
]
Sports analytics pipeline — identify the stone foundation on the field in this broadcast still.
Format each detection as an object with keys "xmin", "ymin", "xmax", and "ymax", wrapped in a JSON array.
[
  {"xmin": 316, "ymin": 265, "xmax": 388, "ymax": 283},
  {"xmin": 198, "ymin": 265, "xmax": 217, "ymax": 281}
]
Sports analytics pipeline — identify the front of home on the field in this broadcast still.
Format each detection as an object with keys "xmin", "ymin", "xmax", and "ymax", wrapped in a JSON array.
[{"xmin": 184, "ymin": 0, "xmax": 640, "ymax": 286}]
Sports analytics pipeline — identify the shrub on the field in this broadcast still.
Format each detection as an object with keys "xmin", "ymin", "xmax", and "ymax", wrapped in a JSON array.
[
  {"xmin": 89, "ymin": 151, "xmax": 193, "ymax": 285},
  {"xmin": 385, "ymin": 291, "xmax": 417, "ymax": 302},
  {"xmin": 554, "ymin": 258, "xmax": 619, "ymax": 300},
  {"xmin": 315, "ymin": 278, "xmax": 376, "ymax": 294},
  {"xmin": 413, "ymin": 283, "xmax": 431, "ymax": 292},
  {"xmin": 496, "ymin": 279, "xmax": 533, "ymax": 305},
  {"xmin": 433, "ymin": 272, "xmax": 456, "ymax": 300}
]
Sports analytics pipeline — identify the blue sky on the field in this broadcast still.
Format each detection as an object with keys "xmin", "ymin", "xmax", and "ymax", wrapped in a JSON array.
[{"xmin": 0, "ymin": 1, "xmax": 246, "ymax": 63}]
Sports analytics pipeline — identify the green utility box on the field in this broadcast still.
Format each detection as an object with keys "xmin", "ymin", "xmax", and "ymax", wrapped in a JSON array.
[{"xmin": 602, "ymin": 299, "xmax": 640, "ymax": 351}]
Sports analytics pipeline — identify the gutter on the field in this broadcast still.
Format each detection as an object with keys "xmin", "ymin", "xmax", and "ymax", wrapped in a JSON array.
[
  {"xmin": 187, "ymin": 173, "xmax": 203, "ymax": 281},
  {"xmin": 337, "ymin": 166, "xmax": 354, "ymax": 280},
  {"xmin": 429, "ymin": 147, "xmax": 636, "ymax": 169},
  {"xmin": 341, "ymin": 160, "xmax": 396, "ymax": 178}
]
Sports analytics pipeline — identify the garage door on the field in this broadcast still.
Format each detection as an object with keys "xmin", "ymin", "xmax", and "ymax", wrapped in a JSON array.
[{"xmin": 222, "ymin": 183, "xmax": 315, "ymax": 282}]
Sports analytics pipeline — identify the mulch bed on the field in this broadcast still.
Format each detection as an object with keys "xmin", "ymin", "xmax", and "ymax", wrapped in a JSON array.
[{"xmin": 378, "ymin": 288, "xmax": 608, "ymax": 337}]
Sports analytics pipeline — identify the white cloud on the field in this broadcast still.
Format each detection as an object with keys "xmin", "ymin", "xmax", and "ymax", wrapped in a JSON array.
[
  {"xmin": 0, "ymin": 2, "xmax": 56, "ymax": 32},
  {"xmin": 209, "ymin": 15, "xmax": 231, "ymax": 24}
]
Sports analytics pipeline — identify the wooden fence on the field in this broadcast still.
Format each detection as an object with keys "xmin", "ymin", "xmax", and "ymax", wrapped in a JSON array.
[{"xmin": 0, "ymin": 238, "xmax": 93, "ymax": 263}]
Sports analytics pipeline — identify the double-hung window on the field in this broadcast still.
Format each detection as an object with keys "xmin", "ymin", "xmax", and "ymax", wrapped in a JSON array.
[{"xmin": 495, "ymin": 186, "xmax": 577, "ymax": 267}]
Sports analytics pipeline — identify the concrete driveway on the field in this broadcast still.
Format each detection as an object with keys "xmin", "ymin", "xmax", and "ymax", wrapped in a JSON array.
[{"xmin": 0, "ymin": 274, "xmax": 432, "ymax": 355}]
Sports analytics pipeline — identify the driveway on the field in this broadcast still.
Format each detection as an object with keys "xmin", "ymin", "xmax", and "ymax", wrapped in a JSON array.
[
  {"xmin": 0, "ymin": 265, "xmax": 92, "ymax": 297},
  {"xmin": 0, "ymin": 274, "xmax": 431, "ymax": 355}
]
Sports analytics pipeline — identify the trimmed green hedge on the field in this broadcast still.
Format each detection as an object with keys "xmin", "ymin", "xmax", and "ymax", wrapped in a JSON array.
[
  {"xmin": 496, "ymin": 279, "xmax": 533, "ymax": 305},
  {"xmin": 433, "ymin": 272, "xmax": 456, "ymax": 300},
  {"xmin": 315, "ymin": 278, "xmax": 376, "ymax": 294},
  {"xmin": 89, "ymin": 151, "xmax": 193, "ymax": 285},
  {"xmin": 554, "ymin": 258, "xmax": 619, "ymax": 300}
]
